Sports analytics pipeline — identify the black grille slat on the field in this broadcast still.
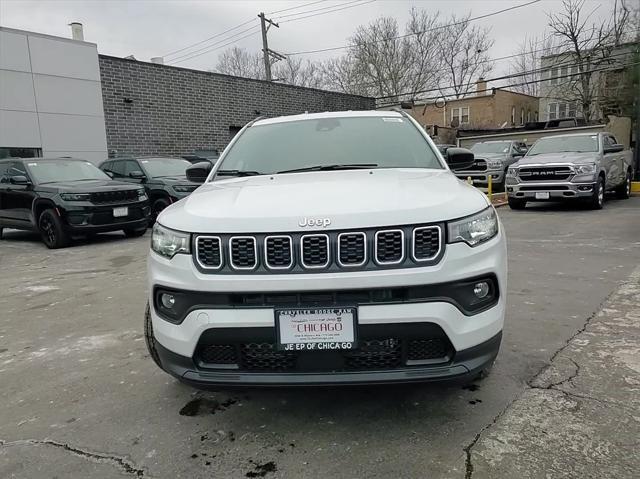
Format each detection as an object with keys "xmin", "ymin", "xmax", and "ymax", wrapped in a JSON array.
[
  {"xmin": 343, "ymin": 339, "xmax": 403, "ymax": 370},
  {"xmin": 464, "ymin": 159, "xmax": 487, "ymax": 172},
  {"xmin": 518, "ymin": 167, "xmax": 572, "ymax": 181},
  {"xmin": 230, "ymin": 237, "xmax": 257, "ymax": 269},
  {"xmin": 90, "ymin": 190, "xmax": 138, "ymax": 204},
  {"xmin": 197, "ymin": 237, "xmax": 222, "ymax": 268},
  {"xmin": 375, "ymin": 230, "xmax": 403, "ymax": 264},
  {"xmin": 200, "ymin": 344, "xmax": 237, "ymax": 364},
  {"xmin": 265, "ymin": 236, "xmax": 292, "ymax": 269},
  {"xmin": 301, "ymin": 235, "xmax": 329, "ymax": 268},
  {"xmin": 413, "ymin": 227, "xmax": 440, "ymax": 261},
  {"xmin": 240, "ymin": 343, "xmax": 296, "ymax": 371},
  {"xmin": 339, "ymin": 233, "xmax": 366, "ymax": 266},
  {"xmin": 407, "ymin": 339, "xmax": 449, "ymax": 361}
]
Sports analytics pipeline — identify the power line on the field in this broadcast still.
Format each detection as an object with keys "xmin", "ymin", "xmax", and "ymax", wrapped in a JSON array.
[
  {"xmin": 275, "ymin": 0, "xmax": 370, "ymax": 20},
  {"xmin": 279, "ymin": 0, "xmax": 376, "ymax": 24},
  {"xmin": 267, "ymin": 0, "xmax": 328, "ymax": 15},
  {"xmin": 162, "ymin": 17, "xmax": 256, "ymax": 59},
  {"xmin": 167, "ymin": 29, "xmax": 260, "ymax": 65},
  {"xmin": 285, "ymin": 0, "xmax": 541, "ymax": 55},
  {"xmin": 375, "ymin": 60, "xmax": 640, "ymax": 108},
  {"xmin": 374, "ymin": 48, "xmax": 635, "ymax": 101}
]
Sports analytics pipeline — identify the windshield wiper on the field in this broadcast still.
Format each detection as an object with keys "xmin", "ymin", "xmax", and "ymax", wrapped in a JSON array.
[
  {"xmin": 216, "ymin": 169, "xmax": 263, "ymax": 177},
  {"xmin": 276, "ymin": 163, "xmax": 378, "ymax": 174}
]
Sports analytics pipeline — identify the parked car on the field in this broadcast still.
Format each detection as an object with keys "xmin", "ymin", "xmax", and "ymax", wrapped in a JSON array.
[
  {"xmin": 99, "ymin": 157, "xmax": 200, "ymax": 221},
  {"xmin": 453, "ymin": 140, "xmax": 528, "ymax": 188},
  {"xmin": 144, "ymin": 110, "xmax": 507, "ymax": 388},
  {"xmin": 182, "ymin": 149, "xmax": 219, "ymax": 165},
  {"xmin": 506, "ymin": 132, "xmax": 633, "ymax": 210},
  {"xmin": 0, "ymin": 158, "xmax": 150, "ymax": 248}
]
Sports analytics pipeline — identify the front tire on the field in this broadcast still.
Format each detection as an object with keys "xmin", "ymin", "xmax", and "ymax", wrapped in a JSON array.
[
  {"xmin": 588, "ymin": 176, "xmax": 605, "ymax": 210},
  {"xmin": 38, "ymin": 209, "xmax": 70, "ymax": 249},
  {"xmin": 508, "ymin": 197, "xmax": 527, "ymax": 210},
  {"xmin": 151, "ymin": 198, "xmax": 170, "ymax": 224},
  {"xmin": 144, "ymin": 303, "xmax": 163, "ymax": 370},
  {"xmin": 615, "ymin": 170, "xmax": 632, "ymax": 199}
]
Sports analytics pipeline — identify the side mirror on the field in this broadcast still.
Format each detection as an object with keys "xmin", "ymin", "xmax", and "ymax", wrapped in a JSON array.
[
  {"xmin": 604, "ymin": 144, "xmax": 624, "ymax": 154},
  {"xmin": 445, "ymin": 148, "xmax": 475, "ymax": 171},
  {"xmin": 10, "ymin": 175, "xmax": 30, "ymax": 185},
  {"xmin": 186, "ymin": 161, "xmax": 212, "ymax": 183},
  {"xmin": 129, "ymin": 170, "xmax": 146, "ymax": 180}
]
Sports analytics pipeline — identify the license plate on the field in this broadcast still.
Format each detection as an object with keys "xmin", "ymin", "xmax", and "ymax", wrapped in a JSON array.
[
  {"xmin": 113, "ymin": 206, "xmax": 129, "ymax": 217},
  {"xmin": 276, "ymin": 307, "xmax": 357, "ymax": 351},
  {"xmin": 535, "ymin": 192, "xmax": 550, "ymax": 200}
]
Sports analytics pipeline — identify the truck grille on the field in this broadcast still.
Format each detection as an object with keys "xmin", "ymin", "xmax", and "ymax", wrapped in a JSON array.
[
  {"xmin": 463, "ymin": 159, "xmax": 488, "ymax": 172},
  {"xmin": 193, "ymin": 224, "xmax": 443, "ymax": 273},
  {"xmin": 90, "ymin": 189, "xmax": 138, "ymax": 204},
  {"xmin": 518, "ymin": 166, "xmax": 572, "ymax": 181}
]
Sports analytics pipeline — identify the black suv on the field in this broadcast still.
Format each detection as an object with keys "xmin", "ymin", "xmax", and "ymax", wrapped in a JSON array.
[
  {"xmin": 0, "ymin": 158, "xmax": 150, "ymax": 248},
  {"xmin": 100, "ymin": 157, "xmax": 199, "ymax": 221}
]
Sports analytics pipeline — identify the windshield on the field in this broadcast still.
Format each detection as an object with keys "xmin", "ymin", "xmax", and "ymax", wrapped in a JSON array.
[
  {"xmin": 527, "ymin": 135, "xmax": 598, "ymax": 155},
  {"xmin": 215, "ymin": 116, "xmax": 443, "ymax": 177},
  {"xmin": 140, "ymin": 158, "xmax": 191, "ymax": 178},
  {"xmin": 26, "ymin": 160, "xmax": 110, "ymax": 184},
  {"xmin": 471, "ymin": 142, "xmax": 511, "ymax": 154}
]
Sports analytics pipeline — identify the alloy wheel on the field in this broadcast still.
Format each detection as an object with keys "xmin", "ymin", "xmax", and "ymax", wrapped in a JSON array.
[{"xmin": 40, "ymin": 216, "xmax": 56, "ymax": 246}]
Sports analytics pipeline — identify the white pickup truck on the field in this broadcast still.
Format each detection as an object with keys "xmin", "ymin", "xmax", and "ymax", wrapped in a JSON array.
[
  {"xmin": 144, "ymin": 110, "xmax": 507, "ymax": 388},
  {"xmin": 506, "ymin": 132, "xmax": 634, "ymax": 209}
]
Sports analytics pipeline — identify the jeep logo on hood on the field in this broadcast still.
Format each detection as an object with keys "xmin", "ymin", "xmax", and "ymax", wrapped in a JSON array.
[{"xmin": 299, "ymin": 217, "xmax": 331, "ymax": 228}]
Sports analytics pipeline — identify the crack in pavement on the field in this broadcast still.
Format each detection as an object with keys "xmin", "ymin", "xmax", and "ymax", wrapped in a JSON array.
[
  {"xmin": 462, "ymin": 287, "xmax": 619, "ymax": 479},
  {"xmin": 0, "ymin": 438, "xmax": 146, "ymax": 477}
]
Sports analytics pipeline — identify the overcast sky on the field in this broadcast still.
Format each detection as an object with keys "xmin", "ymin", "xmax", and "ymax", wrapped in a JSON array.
[{"xmin": 0, "ymin": 0, "xmax": 617, "ymax": 78}]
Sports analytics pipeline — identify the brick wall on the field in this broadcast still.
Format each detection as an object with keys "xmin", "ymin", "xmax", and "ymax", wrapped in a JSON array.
[{"xmin": 98, "ymin": 55, "xmax": 374, "ymax": 157}]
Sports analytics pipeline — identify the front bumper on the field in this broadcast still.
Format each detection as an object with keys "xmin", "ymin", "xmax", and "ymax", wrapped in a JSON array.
[
  {"xmin": 61, "ymin": 200, "xmax": 151, "ymax": 233},
  {"xmin": 455, "ymin": 169, "xmax": 504, "ymax": 185},
  {"xmin": 506, "ymin": 181, "xmax": 595, "ymax": 200},
  {"xmin": 147, "ymin": 230, "xmax": 507, "ymax": 385}
]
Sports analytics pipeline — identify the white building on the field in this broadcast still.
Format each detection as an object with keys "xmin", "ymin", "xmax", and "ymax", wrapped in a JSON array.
[{"xmin": 0, "ymin": 26, "xmax": 108, "ymax": 163}]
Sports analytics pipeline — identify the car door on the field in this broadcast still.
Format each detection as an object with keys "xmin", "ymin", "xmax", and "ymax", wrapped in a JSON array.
[
  {"xmin": 601, "ymin": 135, "xmax": 621, "ymax": 189},
  {"xmin": 0, "ymin": 161, "xmax": 12, "ymax": 223},
  {"xmin": 3, "ymin": 161, "xmax": 35, "ymax": 224}
]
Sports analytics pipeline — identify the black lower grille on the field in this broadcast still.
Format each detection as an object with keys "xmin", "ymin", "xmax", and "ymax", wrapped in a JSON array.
[
  {"xmin": 195, "ymin": 326, "xmax": 454, "ymax": 373},
  {"xmin": 91, "ymin": 207, "xmax": 144, "ymax": 225}
]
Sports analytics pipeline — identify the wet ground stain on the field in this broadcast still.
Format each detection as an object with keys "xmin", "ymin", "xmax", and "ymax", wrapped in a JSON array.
[
  {"xmin": 109, "ymin": 255, "xmax": 135, "ymax": 268},
  {"xmin": 245, "ymin": 461, "xmax": 277, "ymax": 478},
  {"xmin": 462, "ymin": 384, "xmax": 480, "ymax": 392},
  {"xmin": 468, "ymin": 399, "xmax": 483, "ymax": 405},
  {"xmin": 179, "ymin": 397, "xmax": 238, "ymax": 416},
  {"xmin": 0, "ymin": 348, "xmax": 7, "ymax": 354}
]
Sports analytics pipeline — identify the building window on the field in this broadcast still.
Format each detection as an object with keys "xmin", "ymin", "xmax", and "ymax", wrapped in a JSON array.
[
  {"xmin": 548, "ymin": 101, "xmax": 579, "ymax": 120},
  {"xmin": 451, "ymin": 107, "xmax": 470, "ymax": 125},
  {"xmin": 511, "ymin": 106, "xmax": 515, "ymax": 124},
  {"xmin": 0, "ymin": 147, "xmax": 42, "ymax": 159},
  {"xmin": 534, "ymin": 111, "xmax": 539, "ymax": 121},
  {"xmin": 520, "ymin": 108, "xmax": 525, "ymax": 125},
  {"xmin": 527, "ymin": 110, "xmax": 531, "ymax": 123}
]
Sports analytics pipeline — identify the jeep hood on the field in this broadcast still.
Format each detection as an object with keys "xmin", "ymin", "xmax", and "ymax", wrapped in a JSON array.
[
  {"xmin": 158, "ymin": 169, "xmax": 489, "ymax": 233},
  {"xmin": 515, "ymin": 152, "xmax": 597, "ymax": 166}
]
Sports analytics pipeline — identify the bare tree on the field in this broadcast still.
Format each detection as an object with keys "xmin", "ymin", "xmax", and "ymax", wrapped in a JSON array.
[
  {"xmin": 215, "ymin": 46, "xmax": 264, "ymax": 79},
  {"xmin": 507, "ymin": 35, "xmax": 557, "ymax": 97},
  {"xmin": 435, "ymin": 14, "xmax": 494, "ymax": 99},
  {"xmin": 546, "ymin": 0, "xmax": 633, "ymax": 121},
  {"xmin": 322, "ymin": 8, "xmax": 444, "ymax": 101},
  {"xmin": 273, "ymin": 57, "xmax": 325, "ymax": 89}
]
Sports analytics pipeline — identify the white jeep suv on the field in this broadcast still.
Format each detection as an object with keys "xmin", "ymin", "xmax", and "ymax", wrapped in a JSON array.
[{"xmin": 145, "ymin": 110, "xmax": 507, "ymax": 387}]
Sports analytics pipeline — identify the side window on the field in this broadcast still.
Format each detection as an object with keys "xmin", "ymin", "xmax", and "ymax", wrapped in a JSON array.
[
  {"xmin": 123, "ymin": 160, "xmax": 141, "ymax": 176},
  {"xmin": 109, "ymin": 161, "xmax": 126, "ymax": 178},
  {"xmin": 602, "ymin": 135, "xmax": 614, "ymax": 148},
  {"xmin": 608, "ymin": 135, "xmax": 618, "ymax": 145},
  {"xmin": 8, "ymin": 161, "xmax": 27, "ymax": 176},
  {"xmin": 101, "ymin": 161, "xmax": 112, "ymax": 172},
  {"xmin": 0, "ymin": 162, "xmax": 10, "ymax": 183}
]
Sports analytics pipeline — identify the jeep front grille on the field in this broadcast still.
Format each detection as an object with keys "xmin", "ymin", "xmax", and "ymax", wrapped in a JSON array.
[
  {"xmin": 90, "ymin": 189, "xmax": 139, "ymax": 204},
  {"xmin": 193, "ymin": 223, "xmax": 443, "ymax": 274}
]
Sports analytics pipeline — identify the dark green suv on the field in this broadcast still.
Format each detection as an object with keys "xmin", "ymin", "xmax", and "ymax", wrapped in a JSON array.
[{"xmin": 100, "ymin": 157, "xmax": 200, "ymax": 222}]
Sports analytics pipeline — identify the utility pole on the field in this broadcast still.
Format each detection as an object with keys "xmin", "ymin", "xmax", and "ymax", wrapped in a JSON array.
[{"xmin": 258, "ymin": 12, "xmax": 286, "ymax": 81}]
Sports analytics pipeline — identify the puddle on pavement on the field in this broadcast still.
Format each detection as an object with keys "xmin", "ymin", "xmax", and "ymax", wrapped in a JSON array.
[
  {"xmin": 179, "ymin": 397, "xmax": 238, "ymax": 416},
  {"xmin": 245, "ymin": 461, "xmax": 277, "ymax": 478}
]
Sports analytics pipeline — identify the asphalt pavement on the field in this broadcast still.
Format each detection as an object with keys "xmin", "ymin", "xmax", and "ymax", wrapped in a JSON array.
[{"xmin": 1, "ymin": 197, "xmax": 639, "ymax": 479}]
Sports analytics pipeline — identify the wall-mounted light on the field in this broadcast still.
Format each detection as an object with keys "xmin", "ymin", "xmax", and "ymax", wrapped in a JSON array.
[{"xmin": 123, "ymin": 97, "xmax": 133, "ymax": 104}]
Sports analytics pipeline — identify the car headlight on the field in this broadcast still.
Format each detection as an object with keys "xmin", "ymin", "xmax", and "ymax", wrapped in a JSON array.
[
  {"xmin": 507, "ymin": 167, "xmax": 518, "ymax": 177},
  {"xmin": 137, "ymin": 188, "xmax": 148, "ymax": 200},
  {"xmin": 151, "ymin": 223, "xmax": 190, "ymax": 259},
  {"xmin": 172, "ymin": 185, "xmax": 196, "ymax": 193},
  {"xmin": 486, "ymin": 159, "xmax": 503, "ymax": 169},
  {"xmin": 448, "ymin": 207, "xmax": 499, "ymax": 247},
  {"xmin": 60, "ymin": 193, "xmax": 91, "ymax": 201},
  {"xmin": 574, "ymin": 164, "xmax": 596, "ymax": 175}
]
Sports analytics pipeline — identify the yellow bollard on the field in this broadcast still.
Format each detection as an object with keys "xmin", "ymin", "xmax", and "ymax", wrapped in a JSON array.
[
  {"xmin": 487, "ymin": 175, "xmax": 492, "ymax": 197},
  {"xmin": 467, "ymin": 176, "xmax": 473, "ymax": 185}
]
